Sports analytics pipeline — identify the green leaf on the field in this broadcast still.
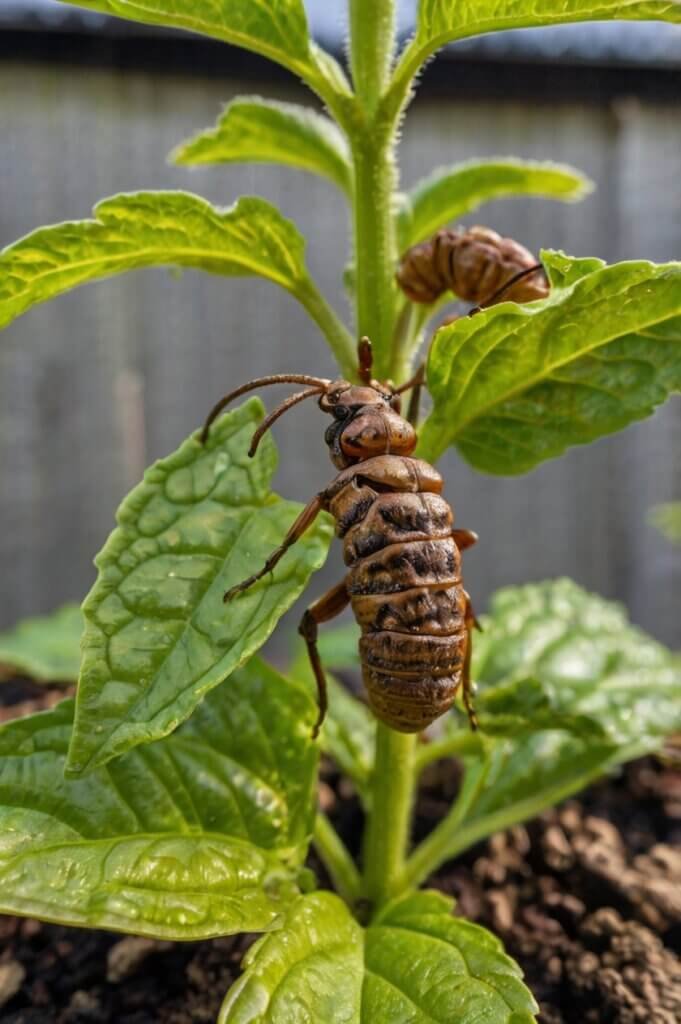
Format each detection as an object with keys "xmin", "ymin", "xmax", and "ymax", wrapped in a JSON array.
[
  {"xmin": 649, "ymin": 501, "xmax": 681, "ymax": 543},
  {"xmin": 398, "ymin": 159, "xmax": 592, "ymax": 250},
  {"xmin": 398, "ymin": 1, "xmax": 681, "ymax": 88},
  {"xmin": 55, "ymin": 0, "xmax": 332, "ymax": 94},
  {"xmin": 171, "ymin": 97, "xmax": 353, "ymax": 197},
  {"xmin": 220, "ymin": 890, "xmax": 537, "ymax": 1023},
  {"xmin": 418, "ymin": 252, "xmax": 681, "ymax": 472},
  {"xmin": 67, "ymin": 399, "xmax": 332, "ymax": 777},
  {"xmin": 408, "ymin": 580, "xmax": 681, "ymax": 882},
  {"xmin": 0, "ymin": 657, "xmax": 319, "ymax": 939},
  {"xmin": 0, "ymin": 190, "xmax": 355, "ymax": 375},
  {"xmin": 474, "ymin": 578, "xmax": 681, "ymax": 748},
  {"xmin": 290, "ymin": 623, "xmax": 374, "ymax": 797},
  {"xmin": 1, "ymin": 192, "xmax": 306, "ymax": 333},
  {"xmin": 476, "ymin": 676, "xmax": 608, "ymax": 740},
  {"xmin": 0, "ymin": 605, "xmax": 82, "ymax": 683}
]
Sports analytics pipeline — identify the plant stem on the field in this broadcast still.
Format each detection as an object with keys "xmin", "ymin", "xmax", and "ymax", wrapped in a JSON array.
[
  {"xmin": 413, "ymin": 730, "xmax": 483, "ymax": 776},
  {"xmin": 313, "ymin": 812, "xmax": 361, "ymax": 905},
  {"xmin": 362, "ymin": 724, "xmax": 416, "ymax": 908},
  {"xmin": 348, "ymin": 0, "xmax": 400, "ymax": 382},
  {"xmin": 349, "ymin": 0, "xmax": 396, "ymax": 112},
  {"xmin": 403, "ymin": 742, "xmax": 652, "ymax": 890}
]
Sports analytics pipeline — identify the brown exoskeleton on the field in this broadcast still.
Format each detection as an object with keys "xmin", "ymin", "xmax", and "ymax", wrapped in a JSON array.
[
  {"xmin": 201, "ymin": 338, "xmax": 479, "ymax": 738},
  {"xmin": 397, "ymin": 224, "xmax": 548, "ymax": 307}
]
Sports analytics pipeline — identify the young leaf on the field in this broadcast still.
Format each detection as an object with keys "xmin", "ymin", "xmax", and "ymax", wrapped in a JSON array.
[
  {"xmin": 649, "ymin": 502, "xmax": 681, "ymax": 543},
  {"xmin": 67, "ymin": 399, "xmax": 332, "ymax": 777},
  {"xmin": 171, "ymin": 97, "xmax": 353, "ymax": 197},
  {"xmin": 0, "ymin": 604, "xmax": 82, "ymax": 683},
  {"xmin": 393, "ymin": 1, "xmax": 681, "ymax": 98},
  {"xmin": 398, "ymin": 159, "xmax": 592, "ymax": 250},
  {"xmin": 0, "ymin": 658, "xmax": 319, "ymax": 939},
  {"xmin": 407, "ymin": 579, "xmax": 681, "ymax": 882},
  {"xmin": 417, "ymin": 252, "xmax": 681, "ymax": 472},
  {"xmin": 220, "ymin": 890, "xmax": 537, "ymax": 1023}
]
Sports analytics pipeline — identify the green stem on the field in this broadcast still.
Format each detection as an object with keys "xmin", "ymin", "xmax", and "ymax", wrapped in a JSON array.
[
  {"xmin": 298, "ymin": 280, "xmax": 358, "ymax": 380},
  {"xmin": 362, "ymin": 724, "xmax": 416, "ymax": 908},
  {"xmin": 350, "ymin": 131, "xmax": 399, "ymax": 381},
  {"xmin": 403, "ymin": 742, "xmax": 653, "ymax": 890},
  {"xmin": 349, "ymin": 0, "xmax": 397, "ymax": 112},
  {"xmin": 314, "ymin": 812, "xmax": 361, "ymax": 905},
  {"xmin": 413, "ymin": 731, "xmax": 483, "ymax": 776},
  {"xmin": 347, "ymin": 0, "xmax": 400, "ymax": 382}
]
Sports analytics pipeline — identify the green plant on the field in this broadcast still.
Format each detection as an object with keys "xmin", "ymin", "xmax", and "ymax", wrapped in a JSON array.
[{"xmin": 1, "ymin": 1, "xmax": 681, "ymax": 1018}]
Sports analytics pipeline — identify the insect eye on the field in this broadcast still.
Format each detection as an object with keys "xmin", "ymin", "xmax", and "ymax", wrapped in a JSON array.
[{"xmin": 333, "ymin": 405, "xmax": 349, "ymax": 419}]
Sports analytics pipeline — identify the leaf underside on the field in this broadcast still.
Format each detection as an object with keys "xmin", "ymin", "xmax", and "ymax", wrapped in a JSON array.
[
  {"xmin": 67, "ymin": 399, "xmax": 332, "ymax": 777},
  {"xmin": 419, "ymin": 252, "xmax": 681, "ymax": 472},
  {"xmin": 411, "ymin": 1, "xmax": 681, "ymax": 59},
  {"xmin": 220, "ymin": 890, "xmax": 537, "ymax": 1023},
  {"xmin": 0, "ymin": 658, "xmax": 319, "ymax": 939},
  {"xmin": 56, "ymin": 0, "xmax": 314, "ymax": 76}
]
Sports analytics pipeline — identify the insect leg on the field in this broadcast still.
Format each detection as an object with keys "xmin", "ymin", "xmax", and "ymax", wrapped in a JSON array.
[
  {"xmin": 462, "ymin": 592, "xmax": 480, "ymax": 732},
  {"xmin": 298, "ymin": 580, "xmax": 351, "ymax": 738},
  {"xmin": 452, "ymin": 528, "xmax": 478, "ymax": 552},
  {"xmin": 223, "ymin": 494, "xmax": 323, "ymax": 602}
]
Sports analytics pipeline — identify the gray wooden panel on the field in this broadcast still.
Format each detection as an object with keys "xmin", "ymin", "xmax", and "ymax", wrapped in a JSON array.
[{"xmin": 0, "ymin": 62, "xmax": 679, "ymax": 655}]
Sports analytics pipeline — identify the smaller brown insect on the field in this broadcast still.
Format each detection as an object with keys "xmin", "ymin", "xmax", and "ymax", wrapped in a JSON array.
[{"xmin": 396, "ymin": 224, "xmax": 548, "ymax": 307}]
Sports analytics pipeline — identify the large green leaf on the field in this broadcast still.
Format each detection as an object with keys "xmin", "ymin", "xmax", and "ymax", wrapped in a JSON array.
[
  {"xmin": 0, "ymin": 657, "xmax": 318, "ymax": 939},
  {"xmin": 407, "ymin": 579, "xmax": 681, "ymax": 882},
  {"xmin": 220, "ymin": 890, "xmax": 537, "ymax": 1022},
  {"xmin": 55, "ymin": 0, "xmax": 343, "ymax": 100},
  {"xmin": 0, "ymin": 604, "xmax": 82, "ymax": 683},
  {"xmin": 394, "ymin": 1, "xmax": 681, "ymax": 92},
  {"xmin": 66, "ymin": 399, "xmax": 332, "ymax": 777},
  {"xmin": 398, "ymin": 159, "xmax": 591, "ymax": 250},
  {"xmin": 171, "ymin": 97, "xmax": 353, "ymax": 197},
  {"xmin": 417, "ymin": 251, "xmax": 681, "ymax": 472},
  {"xmin": 1, "ymin": 192, "xmax": 310, "ymax": 332}
]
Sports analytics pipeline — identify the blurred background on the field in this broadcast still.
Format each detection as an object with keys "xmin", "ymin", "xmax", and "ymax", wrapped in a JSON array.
[{"xmin": 0, "ymin": 1, "xmax": 679, "ymax": 654}]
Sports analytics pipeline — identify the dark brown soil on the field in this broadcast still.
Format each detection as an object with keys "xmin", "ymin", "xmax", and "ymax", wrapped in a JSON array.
[{"xmin": 0, "ymin": 680, "xmax": 679, "ymax": 1023}]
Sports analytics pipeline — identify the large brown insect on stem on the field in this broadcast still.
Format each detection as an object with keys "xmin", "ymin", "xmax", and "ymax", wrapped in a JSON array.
[{"xmin": 206, "ymin": 339, "xmax": 480, "ymax": 740}]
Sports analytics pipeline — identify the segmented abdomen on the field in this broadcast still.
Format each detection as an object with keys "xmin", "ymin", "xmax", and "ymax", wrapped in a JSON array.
[{"xmin": 327, "ymin": 457, "xmax": 466, "ymax": 732}]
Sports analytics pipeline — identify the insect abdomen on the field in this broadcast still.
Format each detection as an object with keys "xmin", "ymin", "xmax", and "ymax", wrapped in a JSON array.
[{"xmin": 329, "ymin": 459, "xmax": 467, "ymax": 732}]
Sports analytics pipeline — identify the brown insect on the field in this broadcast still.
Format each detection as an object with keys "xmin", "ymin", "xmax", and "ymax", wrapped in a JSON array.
[
  {"xmin": 201, "ymin": 338, "xmax": 479, "ymax": 738},
  {"xmin": 396, "ymin": 224, "xmax": 548, "ymax": 307}
]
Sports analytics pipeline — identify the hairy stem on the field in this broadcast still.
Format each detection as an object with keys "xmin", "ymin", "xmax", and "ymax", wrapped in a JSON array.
[
  {"xmin": 314, "ymin": 812, "xmax": 361, "ymax": 905},
  {"xmin": 347, "ymin": 0, "xmax": 400, "ymax": 382},
  {"xmin": 349, "ymin": 0, "xmax": 397, "ymax": 112},
  {"xmin": 362, "ymin": 725, "xmax": 417, "ymax": 908}
]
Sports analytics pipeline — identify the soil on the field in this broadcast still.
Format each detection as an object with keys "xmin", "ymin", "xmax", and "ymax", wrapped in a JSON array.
[{"xmin": 0, "ymin": 680, "xmax": 679, "ymax": 1023}]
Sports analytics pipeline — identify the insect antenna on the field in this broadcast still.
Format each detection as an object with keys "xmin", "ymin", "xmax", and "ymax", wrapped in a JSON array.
[
  {"xmin": 358, "ymin": 336, "xmax": 373, "ymax": 385},
  {"xmin": 469, "ymin": 263, "xmax": 546, "ymax": 316},
  {"xmin": 201, "ymin": 373, "xmax": 330, "ymax": 443},
  {"xmin": 248, "ymin": 386, "xmax": 326, "ymax": 457}
]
